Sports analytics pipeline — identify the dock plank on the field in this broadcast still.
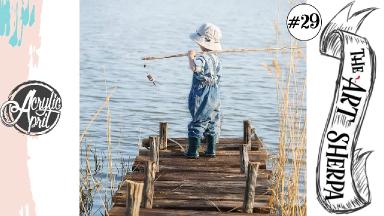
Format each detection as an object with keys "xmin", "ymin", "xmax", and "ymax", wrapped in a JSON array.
[
  {"xmin": 142, "ymin": 137, "xmax": 264, "ymax": 146},
  {"xmin": 151, "ymin": 199, "xmax": 270, "ymax": 213},
  {"xmin": 114, "ymin": 180, "xmax": 270, "ymax": 201},
  {"xmin": 133, "ymin": 163, "xmax": 267, "ymax": 173},
  {"xmin": 109, "ymin": 207, "xmax": 271, "ymax": 216},
  {"xmin": 114, "ymin": 192, "xmax": 270, "ymax": 203},
  {"xmin": 139, "ymin": 149, "xmax": 268, "ymax": 159},
  {"xmin": 124, "ymin": 170, "xmax": 271, "ymax": 182},
  {"xmin": 133, "ymin": 156, "xmax": 267, "ymax": 170}
]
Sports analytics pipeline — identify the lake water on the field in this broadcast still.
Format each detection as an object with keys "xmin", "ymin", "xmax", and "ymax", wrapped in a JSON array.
[{"xmin": 80, "ymin": 0, "xmax": 305, "ymax": 214}]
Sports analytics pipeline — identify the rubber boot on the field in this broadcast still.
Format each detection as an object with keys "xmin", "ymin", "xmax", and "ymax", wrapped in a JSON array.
[
  {"xmin": 205, "ymin": 135, "xmax": 216, "ymax": 157},
  {"xmin": 184, "ymin": 137, "xmax": 200, "ymax": 159}
]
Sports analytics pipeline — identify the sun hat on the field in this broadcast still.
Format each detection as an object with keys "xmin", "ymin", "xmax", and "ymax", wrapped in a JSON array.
[{"xmin": 190, "ymin": 23, "xmax": 222, "ymax": 51}]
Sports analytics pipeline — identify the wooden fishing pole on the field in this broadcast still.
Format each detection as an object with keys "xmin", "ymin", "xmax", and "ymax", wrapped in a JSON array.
[{"xmin": 142, "ymin": 46, "xmax": 303, "ymax": 61}]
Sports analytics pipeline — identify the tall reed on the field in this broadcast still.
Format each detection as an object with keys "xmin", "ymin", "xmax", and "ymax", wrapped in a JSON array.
[
  {"xmin": 80, "ymin": 84, "xmax": 132, "ymax": 216},
  {"xmin": 265, "ymin": 0, "xmax": 307, "ymax": 213},
  {"xmin": 265, "ymin": 40, "xmax": 307, "ymax": 215}
]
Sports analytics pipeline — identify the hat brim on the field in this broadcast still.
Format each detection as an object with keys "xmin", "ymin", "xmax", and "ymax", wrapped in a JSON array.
[{"xmin": 189, "ymin": 33, "xmax": 222, "ymax": 51}]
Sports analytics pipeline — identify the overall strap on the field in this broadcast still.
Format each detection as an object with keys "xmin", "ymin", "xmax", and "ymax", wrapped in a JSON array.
[{"xmin": 206, "ymin": 53, "xmax": 219, "ymax": 84}]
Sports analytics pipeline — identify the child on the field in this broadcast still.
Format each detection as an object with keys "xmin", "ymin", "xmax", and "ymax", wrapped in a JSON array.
[{"xmin": 185, "ymin": 23, "xmax": 222, "ymax": 159}]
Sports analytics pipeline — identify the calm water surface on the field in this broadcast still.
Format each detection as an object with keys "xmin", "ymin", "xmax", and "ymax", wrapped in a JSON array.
[{"xmin": 80, "ymin": 0, "xmax": 305, "ymax": 213}]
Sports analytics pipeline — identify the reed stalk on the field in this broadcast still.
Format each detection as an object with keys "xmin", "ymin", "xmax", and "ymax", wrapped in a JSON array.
[
  {"xmin": 79, "ymin": 79, "xmax": 132, "ymax": 216},
  {"xmin": 266, "ymin": 41, "xmax": 307, "ymax": 216}
]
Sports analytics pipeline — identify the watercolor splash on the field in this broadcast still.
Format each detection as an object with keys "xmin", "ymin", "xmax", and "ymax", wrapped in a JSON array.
[{"xmin": 0, "ymin": 0, "xmax": 42, "ymax": 215}]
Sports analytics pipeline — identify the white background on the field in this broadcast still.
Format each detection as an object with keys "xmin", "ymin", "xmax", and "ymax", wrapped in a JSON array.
[
  {"xmin": 27, "ymin": 0, "xmax": 79, "ymax": 215},
  {"xmin": 307, "ymin": 0, "xmax": 384, "ymax": 215}
]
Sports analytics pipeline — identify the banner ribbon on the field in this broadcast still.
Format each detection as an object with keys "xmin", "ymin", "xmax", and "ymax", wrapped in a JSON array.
[{"xmin": 316, "ymin": 2, "xmax": 377, "ymax": 213}]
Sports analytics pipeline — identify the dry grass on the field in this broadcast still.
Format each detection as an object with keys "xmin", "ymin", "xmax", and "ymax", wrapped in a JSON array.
[
  {"xmin": 79, "ymin": 82, "xmax": 133, "ymax": 216},
  {"xmin": 263, "ymin": 1, "xmax": 307, "ymax": 214},
  {"xmin": 263, "ymin": 40, "xmax": 307, "ymax": 215}
]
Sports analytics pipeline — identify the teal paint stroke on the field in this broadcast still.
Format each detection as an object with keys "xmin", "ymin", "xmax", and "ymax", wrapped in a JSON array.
[
  {"xmin": 8, "ymin": 2, "xmax": 19, "ymax": 46},
  {"xmin": 29, "ymin": 5, "xmax": 35, "ymax": 26},
  {"xmin": 0, "ymin": 0, "xmax": 11, "ymax": 36},
  {"xmin": 21, "ymin": 1, "xmax": 30, "ymax": 25},
  {"xmin": 0, "ymin": 0, "xmax": 36, "ymax": 47}
]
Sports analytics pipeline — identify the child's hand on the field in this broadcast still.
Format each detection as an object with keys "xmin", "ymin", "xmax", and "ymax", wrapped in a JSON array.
[
  {"xmin": 188, "ymin": 50, "xmax": 196, "ymax": 59},
  {"xmin": 188, "ymin": 50, "xmax": 197, "ymax": 72}
]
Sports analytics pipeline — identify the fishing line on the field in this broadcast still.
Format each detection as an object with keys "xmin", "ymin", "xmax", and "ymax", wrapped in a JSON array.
[{"xmin": 138, "ymin": 127, "xmax": 185, "ymax": 151}]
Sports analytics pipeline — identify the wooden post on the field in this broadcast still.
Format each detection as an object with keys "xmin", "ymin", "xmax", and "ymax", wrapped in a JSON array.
[
  {"xmin": 125, "ymin": 180, "xmax": 144, "ymax": 216},
  {"xmin": 142, "ymin": 160, "xmax": 156, "ymax": 208},
  {"xmin": 243, "ymin": 120, "xmax": 252, "ymax": 150},
  {"xmin": 243, "ymin": 162, "xmax": 260, "ymax": 213},
  {"xmin": 159, "ymin": 122, "xmax": 168, "ymax": 150},
  {"xmin": 149, "ymin": 136, "xmax": 160, "ymax": 172},
  {"xmin": 240, "ymin": 144, "xmax": 249, "ymax": 175}
]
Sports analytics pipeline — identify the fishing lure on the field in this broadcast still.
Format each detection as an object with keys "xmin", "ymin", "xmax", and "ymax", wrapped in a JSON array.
[{"xmin": 144, "ymin": 64, "xmax": 159, "ymax": 86}]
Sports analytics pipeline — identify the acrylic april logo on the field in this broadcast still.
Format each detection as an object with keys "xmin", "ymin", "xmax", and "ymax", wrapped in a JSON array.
[{"xmin": 0, "ymin": 80, "xmax": 62, "ymax": 136}]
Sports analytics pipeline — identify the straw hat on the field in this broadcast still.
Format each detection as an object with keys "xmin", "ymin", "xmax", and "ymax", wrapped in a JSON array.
[{"xmin": 190, "ymin": 23, "xmax": 222, "ymax": 51}]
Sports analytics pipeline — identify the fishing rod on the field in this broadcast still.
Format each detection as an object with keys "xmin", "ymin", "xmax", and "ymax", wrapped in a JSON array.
[
  {"xmin": 142, "ymin": 46, "xmax": 304, "ymax": 85},
  {"xmin": 142, "ymin": 46, "xmax": 304, "ymax": 61}
]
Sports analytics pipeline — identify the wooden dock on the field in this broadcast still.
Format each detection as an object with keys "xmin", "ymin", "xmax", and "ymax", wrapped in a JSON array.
[{"xmin": 108, "ymin": 120, "xmax": 272, "ymax": 216}]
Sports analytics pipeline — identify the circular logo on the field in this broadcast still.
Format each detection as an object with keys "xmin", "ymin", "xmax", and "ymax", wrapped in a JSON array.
[
  {"xmin": 0, "ymin": 80, "xmax": 62, "ymax": 136},
  {"xmin": 286, "ymin": 3, "xmax": 322, "ymax": 41}
]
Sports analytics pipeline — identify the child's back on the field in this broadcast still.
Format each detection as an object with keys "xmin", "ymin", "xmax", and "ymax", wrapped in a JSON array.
[{"xmin": 185, "ymin": 23, "xmax": 223, "ymax": 159}]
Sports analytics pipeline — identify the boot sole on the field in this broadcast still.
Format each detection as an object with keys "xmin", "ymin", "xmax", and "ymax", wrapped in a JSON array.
[
  {"xmin": 204, "ymin": 154, "xmax": 216, "ymax": 158},
  {"xmin": 184, "ymin": 153, "xmax": 199, "ymax": 159}
]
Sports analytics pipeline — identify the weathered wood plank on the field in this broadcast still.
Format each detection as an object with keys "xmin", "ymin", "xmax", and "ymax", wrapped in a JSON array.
[
  {"xmin": 135, "ymin": 154, "xmax": 266, "ymax": 165},
  {"xmin": 109, "ymin": 207, "xmax": 272, "ymax": 216},
  {"xmin": 115, "ymin": 191, "xmax": 270, "ymax": 203},
  {"xmin": 151, "ymin": 199, "xmax": 270, "ymax": 213},
  {"xmin": 142, "ymin": 137, "xmax": 263, "ymax": 148},
  {"xmin": 137, "ymin": 153, "xmax": 266, "ymax": 161},
  {"xmin": 132, "ymin": 155, "xmax": 267, "ymax": 172},
  {"xmin": 141, "ymin": 143, "xmax": 263, "ymax": 152},
  {"xmin": 153, "ymin": 193, "xmax": 270, "ymax": 202},
  {"xmin": 114, "ymin": 186, "xmax": 270, "ymax": 203},
  {"xmin": 133, "ymin": 164, "xmax": 265, "ymax": 173},
  {"xmin": 124, "ymin": 170, "xmax": 271, "ymax": 182},
  {"xmin": 120, "ymin": 180, "xmax": 268, "ymax": 189},
  {"xmin": 133, "ymin": 162, "xmax": 267, "ymax": 172},
  {"xmin": 114, "ymin": 181, "xmax": 270, "ymax": 204},
  {"xmin": 139, "ymin": 149, "xmax": 268, "ymax": 159},
  {"xmin": 114, "ymin": 199, "xmax": 270, "ymax": 213}
]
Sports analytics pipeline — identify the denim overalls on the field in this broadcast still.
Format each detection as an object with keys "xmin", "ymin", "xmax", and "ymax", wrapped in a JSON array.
[{"xmin": 188, "ymin": 53, "xmax": 222, "ymax": 139}]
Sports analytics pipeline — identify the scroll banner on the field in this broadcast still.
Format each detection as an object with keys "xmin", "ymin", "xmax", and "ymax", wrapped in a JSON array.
[{"xmin": 316, "ymin": 2, "xmax": 377, "ymax": 213}]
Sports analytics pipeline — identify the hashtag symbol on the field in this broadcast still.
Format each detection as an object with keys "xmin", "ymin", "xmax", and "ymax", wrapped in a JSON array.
[{"xmin": 287, "ymin": 16, "xmax": 300, "ymax": 28}]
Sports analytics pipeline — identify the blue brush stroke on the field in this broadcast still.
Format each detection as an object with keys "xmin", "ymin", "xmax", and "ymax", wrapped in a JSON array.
[
  {"xmin": 8, "ymin": 2, "xmax": 19, "ymax": 46},
  {"xmin": 21, "ymin": 1, "xmax": 30, "ymax": 26},
  {"xmin": 0, "ymin": 0, "xmax": 11, "ymax": 36},
  {"xmin": 0, "ymin": 0, "xmax": 36, "ymax": 47},
  {"xmin": 29, "ymin": 5, "xmax": 35, "ymax": 26}
]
